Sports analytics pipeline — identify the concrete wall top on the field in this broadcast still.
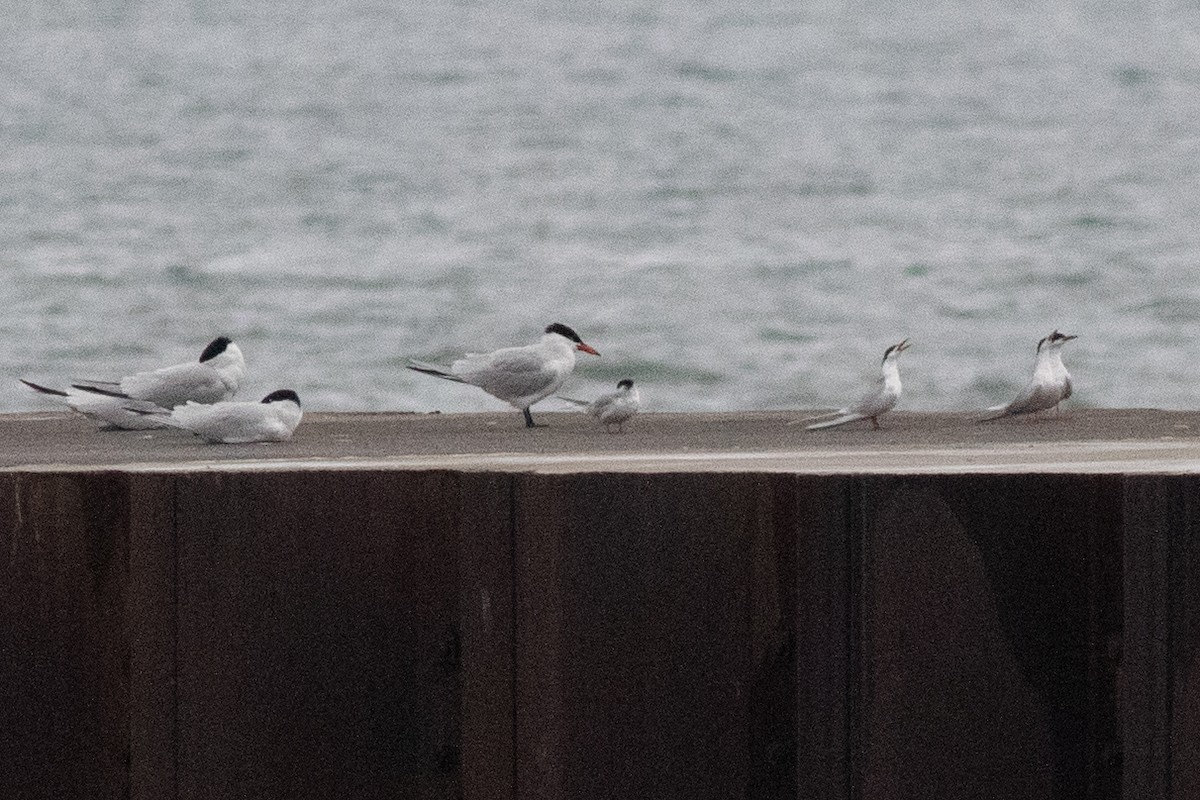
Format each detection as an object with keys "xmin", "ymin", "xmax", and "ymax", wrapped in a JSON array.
[{"xmin": 4, "ymin": 410, "xmax": 1200, "ymax": 475}]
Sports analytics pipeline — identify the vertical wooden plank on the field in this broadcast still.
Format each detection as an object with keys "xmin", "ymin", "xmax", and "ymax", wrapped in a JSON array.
[
  {"xmin": 748, "ymin": 474, "xmax": 798, "ymax": 800},
  {"xmin": 175, "ymin": 470, "xmax": 463, "ymax": 800},
  {"xmin": 1168, "ymin": 480, "xmax": 1200, "ymax": 799},
  {"xmin": 793, "ymin": 474, "xmax": 853, "ymax": 800},
  {"xmin": 512, "ymin": 473, "xmax": 568, "ymax": 800},
  {"xmin": 514, "ymin": 472, "xmax": 758, "ymax": 800},
  {"xmin": 1122, "ymin": 476, "xmax": 1172, "ymax": 800},
  {"xmin": 459, "ymin": 472, "xmax": 515, "ymax": 800},
  {"xmin": 1085, "ymin": 475, "xmax": 1125, "ymax": 800},
  {"xmin": 128, "ymin": 473, "xmax": 178, "ymax": 800},
  {"xmin": 0, "ymin": 473, "xmax": 131, "ymax": 799}
]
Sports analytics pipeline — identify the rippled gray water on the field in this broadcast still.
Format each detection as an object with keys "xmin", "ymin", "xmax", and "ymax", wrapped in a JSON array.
[{"xmin": 4, "ymin": 0, "xmax": 1200, "ymax": 414}]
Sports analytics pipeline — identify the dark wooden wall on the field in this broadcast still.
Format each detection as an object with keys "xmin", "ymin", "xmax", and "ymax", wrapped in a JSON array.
[{"xmin": 1, "ymin": 469, "xmax": 1195, "ymax": 799}]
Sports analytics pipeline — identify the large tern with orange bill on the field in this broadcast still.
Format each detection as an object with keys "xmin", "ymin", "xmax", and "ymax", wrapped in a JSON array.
[{"xmin": 408, "ymin": 322, "xmax": 600, "ymax": 428}]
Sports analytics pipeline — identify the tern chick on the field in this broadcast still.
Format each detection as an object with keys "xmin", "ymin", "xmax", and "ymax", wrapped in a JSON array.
[{"xmin": 557, "ymin": 378, "xmax": 640, "ymax": 433}]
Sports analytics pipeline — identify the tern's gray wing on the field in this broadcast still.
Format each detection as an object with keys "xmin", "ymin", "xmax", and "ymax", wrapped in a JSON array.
[
  {"xmin": 848, "ymin": 377, "xmax": 898, "ymax": 418},
  {"xmin": 171, "ymin": 402, "xmax": 284, "ymax": 443},
  {"xmin": 1003, "ymin": 380, "xmax": 1061, "ymax": 416},
  {"xmin": 1061, "ymin": 375, "xmax": 1073, "ymax": 401},
  {"xmin": 120, "ymin": 362, "xmax": 229, "ymax": 406},
  {"xmin": 455, "ymin": 346, "xmax": 546, "ymax": 374},
  {"xmin": 71, "ymin": 391, "xmax": 169, "ymax": 430},
  {"xmin": 596, "ymin": 396, "xmax": 638, "ymax": 425},
  {"xmin": 455, "ymin": 348, "xmax": 559, "ymax": 400},
  {"xmin": 587, "ymin": 391, "xmax": 621, "ymax": 414}
]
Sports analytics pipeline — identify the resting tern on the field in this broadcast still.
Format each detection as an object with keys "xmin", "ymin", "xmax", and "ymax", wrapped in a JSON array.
[
  {"xmin": 408, "ymin": 323, "xmax": 600, "ymax": 428},
  {"xmin": 806, "ymin": 339, "xmax": 910, "ymax": 431},
  {"xmin": 557, "ymin": 378, "xmax": 640, "ymax": 433},
  {"xmin": 131, "ymin": 389, "xmax": 302, "ymax": 443},
  {"xmin": 18, "ymin": 380, "xmax": 169, "ymax": 430},
  {"xmin": 20, "ymin": 336, "xmax": 246, "ymax": 430},
  {"xmin": 980, "ymin": 330, "xmax": 1077, "ymax": 422}
]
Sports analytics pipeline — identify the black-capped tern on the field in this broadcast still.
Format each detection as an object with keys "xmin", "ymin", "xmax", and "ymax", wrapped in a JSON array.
[
  {"xmin": 131, "ymin": 389, "xmax": 302, "ymax": 443},
  {"xmin": 19, "ymin": 379, "xmax": 171, "ymax": 430},
  {"xmin": 980, "ymin": 330, "xmax": 1077, "ymax": 422},
  {"xmin": 408, "ymin": 322, "xmax": 600, "ymax": 428},
  {"xmin": 806, "ymin": 339, "xmax": 910, "ymax": 431},
  {"xmin": 20, "ymin": 336, "xmax": 246, "ymax": 430},
  {"xmin": 557, "ymin": 378, "xmax": 640, "ymax": 433}
]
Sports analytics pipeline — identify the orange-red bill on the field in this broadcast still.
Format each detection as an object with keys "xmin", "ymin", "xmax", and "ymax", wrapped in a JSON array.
[{"xmin": 576, "ymin": 343, "xmax": 600, "ymax": 356}]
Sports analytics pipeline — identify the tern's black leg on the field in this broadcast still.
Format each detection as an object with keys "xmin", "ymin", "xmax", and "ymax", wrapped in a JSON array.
[{"xmin": 523, "ymin": 407, "xmax": 545, "ymax": 428}]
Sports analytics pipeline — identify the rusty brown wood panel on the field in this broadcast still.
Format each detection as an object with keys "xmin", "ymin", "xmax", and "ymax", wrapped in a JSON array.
[
  {"xmin": 172, "ymin": 470, "xmax": 465, "ymax": 800},
  {"xmin": 4, "ymin": 465, "xmax": 1196, "ymax": 800},
  {"xmin": 128, "ymin": 473, "xmax": 178, "ymax": 800},
  {"xmin": 0, "ymin": 472, "xmax": 131, "ymax": 800},
  {"xmin": 855, "ymin": 475, "xmax": 1123, "ymax": 800},
  {"xmin": 793, "ymin": 475, "xmax": 854, "ymax": 800},
  {"xmin": 1123, "ymin": 476, "xmax": 1200, "ymax": 800},
  {"xmin": 458, "ymin": 471, "xmax": 517, "ymax": 800},
  {"xmin": 511, "ymin": 472, "xmax": 796, "ymax": 800}
]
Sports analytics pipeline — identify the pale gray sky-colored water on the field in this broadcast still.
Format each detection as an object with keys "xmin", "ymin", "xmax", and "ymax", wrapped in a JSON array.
[{"xmin": 3, "ymin": 0, "xmax": 1200, "ymax": 413}]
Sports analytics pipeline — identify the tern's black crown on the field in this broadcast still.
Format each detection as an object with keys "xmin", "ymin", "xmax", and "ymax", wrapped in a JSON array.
[
  {"xmin": 617, "ymin": 379, "xmax": 634, "ymax": 390},
  {"xmin": 261, "ymin": 389, "xmax": 301, "ymax": 406},
  {"xmin": 199, "ymin": 336, "xmax": 233, "ymax": 362},
  {"xmin": 545, "ymin": 323, "xmax": 583, "ymax": 343}
]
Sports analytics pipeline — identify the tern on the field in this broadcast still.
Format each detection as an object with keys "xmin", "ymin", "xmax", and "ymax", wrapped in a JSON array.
[
  {"xmin": 557, "ymin": 378, "xmax": 640, "ymax": 433},
  {"xmin": 408, "ymin": 323, "xmax": 600, "ymax": 428},
  {"xmin": 18, "ymin": 380, "xmax": 170, "ymax": 430},
  {"xmin": 806, "ymin": 339, "xmax": 910, "ymax": 431},
  {"xmin": 131, "ymin": 389, "xmax": 303, "ymax": 443},
  {"xmin": 20, "ymin": 336, "xmax": 246, "ymax": 430},
  {"xmin": 980, "ymin": 330, "xmax": 1077, "ymax": 422}
]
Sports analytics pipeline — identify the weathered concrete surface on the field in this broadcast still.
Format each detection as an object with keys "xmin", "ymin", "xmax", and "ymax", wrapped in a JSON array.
[
  {"xmin": 2, "ymin": 412, "xmax": 1199, "ymax": 800},
  {"xmin": 4, "ymin": 408, "xmax": 1200, "ymax": 473}
]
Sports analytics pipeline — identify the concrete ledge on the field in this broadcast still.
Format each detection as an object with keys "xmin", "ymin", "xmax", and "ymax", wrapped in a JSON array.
[
  {"xmin": 4, "ymin": 409, "xmax": 1200, "ymax": 473},
  {"xmin": 2, "ymin": 413, "xmax": 1198, "ymax": 799}
]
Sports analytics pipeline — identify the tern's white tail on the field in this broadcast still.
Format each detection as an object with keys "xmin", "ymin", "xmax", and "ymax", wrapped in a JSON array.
[{"xmin": 806, "ymin": 412, "xmax": 867, "ymax": 431}]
